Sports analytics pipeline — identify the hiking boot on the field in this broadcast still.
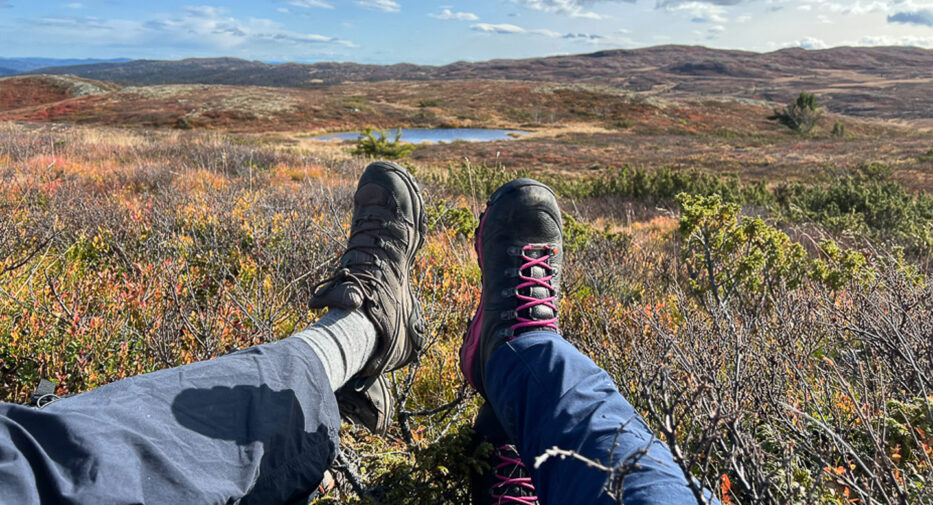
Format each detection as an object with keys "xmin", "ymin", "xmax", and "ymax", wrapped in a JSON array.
[
  {"xmin": 336, "ymin": 375, "xmax": 395, "ymax": 435},
  {"xmin": 459, "ymin": 179, "xmax": 563, "ymax": 398},
  {"xmin": 471, "ymin": 403, "xmax": 539, "ymax": 505},
  {"xmin": 310, "ymin": 161, "xmax": 427, "ymax": 384}
]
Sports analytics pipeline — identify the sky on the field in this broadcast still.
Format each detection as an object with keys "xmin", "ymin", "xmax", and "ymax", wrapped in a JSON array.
[{"xmin": 1, "ymin": 0, "xmax": 932, "ymax": 64}]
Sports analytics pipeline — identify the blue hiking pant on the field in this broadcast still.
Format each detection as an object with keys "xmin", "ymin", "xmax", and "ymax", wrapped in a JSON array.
[
  {"xmin": 486, "ymin": 330, "xmax": 697, "ymax": 504},
  {"xmin": 0, "ymin": 332, "xmax": 698, "ymax": 504}
]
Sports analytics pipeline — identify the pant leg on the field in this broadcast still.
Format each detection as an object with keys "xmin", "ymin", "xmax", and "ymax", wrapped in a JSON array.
[
  {"xmin": 0, "ymin": 338, "xmax": 340, "ymax": 505},
  {"xmin": 485, "ymin": 330, "xmax": 697, "ymax": 505}
]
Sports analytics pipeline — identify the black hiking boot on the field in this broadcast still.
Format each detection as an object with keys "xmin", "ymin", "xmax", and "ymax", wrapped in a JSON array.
[
  {"xmin": 459, "ymin": 179, "xmax": 563, "ymax": 398},
  {"xmin": 471, "ymin": 403, "xmax": 539, "ymax": 505},
  {"xmin": 335, "ymin": 375, "xmax": 395, "ymax": 435},
  {"xmin": 310, "ymin": 161, "xmax": 427, "ymax": 386}
]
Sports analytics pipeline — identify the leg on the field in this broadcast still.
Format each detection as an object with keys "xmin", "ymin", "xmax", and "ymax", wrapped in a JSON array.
[
  {"xmin": 486, "ymin": 331, "xmax": 695, "ymax": 505},
  {"xmin": 0, "ymin": 338, "xmax": 340, "ymax": 505},
  {"xmin": 1, "ymin": 160, "xmax": 428, "ymax": 504},
  {"xmin": 459, "ymin": 179, "xmax": 696, "ymax": 504}
]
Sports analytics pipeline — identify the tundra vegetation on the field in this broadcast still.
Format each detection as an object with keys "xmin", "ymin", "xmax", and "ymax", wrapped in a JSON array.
[{"xmin": 0, "ymin": 121, "xmax": 931, "ymax": 505}]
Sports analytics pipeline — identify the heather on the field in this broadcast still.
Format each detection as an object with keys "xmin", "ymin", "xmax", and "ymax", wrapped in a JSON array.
[{"xmin": 1, "ymin": 123, "xmax": 931, "ymax": 504}]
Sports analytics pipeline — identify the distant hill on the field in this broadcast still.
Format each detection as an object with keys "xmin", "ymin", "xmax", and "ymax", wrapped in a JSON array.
[
  {"xmin": 0, "ymin": 57, "xmax": 130, "ymax": 74},
  {"xmin": 0, "ymin": 75, "xmax": 119, "ymax": 112},
  {"xmin": 21, "ymin": 46, "xmax": 933, "ymax": 120}
]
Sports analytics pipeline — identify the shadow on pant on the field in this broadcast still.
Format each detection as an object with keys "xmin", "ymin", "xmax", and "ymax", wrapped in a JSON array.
[{"xmin": 173, "ymin": 385, "xmax": 336, "ymax": 505}]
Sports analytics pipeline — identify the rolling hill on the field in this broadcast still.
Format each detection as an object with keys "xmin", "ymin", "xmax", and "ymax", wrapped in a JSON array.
[
  {"xmin": 25, "ymin": 45, "xmax": 933, "ymax": 120},
  {"xmin": 0, "ymin": 75, "xmax": 118, "ymax": 112}
]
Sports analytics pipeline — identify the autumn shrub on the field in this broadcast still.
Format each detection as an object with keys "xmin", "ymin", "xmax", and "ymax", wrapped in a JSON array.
[
  {"xmin": 2, "ymin": 124, "xmax": 931, "ymax": 505},
  {"xmin": 566, "ymin": 196, "xmax": 931, "ymax": 504}
]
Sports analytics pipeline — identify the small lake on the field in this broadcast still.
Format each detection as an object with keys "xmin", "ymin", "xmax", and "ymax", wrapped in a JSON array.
[{"xmin": 309, "ymin": 128, "xmax": 528, "ymax": 143}]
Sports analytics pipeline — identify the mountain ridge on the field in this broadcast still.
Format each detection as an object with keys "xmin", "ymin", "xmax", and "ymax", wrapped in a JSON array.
[{"xmin": 13, "ymin": 45, "xmax": 933, "ymax": 120}]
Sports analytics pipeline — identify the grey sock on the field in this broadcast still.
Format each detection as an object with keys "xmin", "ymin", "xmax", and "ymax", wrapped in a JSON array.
[{"xmin": 292, "ymin": 309, "xmax": 378, "ymax": 391}]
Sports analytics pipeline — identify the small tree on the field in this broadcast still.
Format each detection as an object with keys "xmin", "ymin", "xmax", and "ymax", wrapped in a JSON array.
[
  {"xmin": 352, "ymin": 127, "xmax": 414, "ymax": 159},
  {"xmin": 770, "ymin": 92, "xmax": 822, "ymax": 134}
]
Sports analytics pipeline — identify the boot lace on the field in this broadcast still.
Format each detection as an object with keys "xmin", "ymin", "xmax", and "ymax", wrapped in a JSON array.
[
  {"xmin": 311, "ymin": 215, "xmax": 397, "ymax": 296},
  {"xmin": 510, "ymin": 244, "xmax": 558, "ymax": 334},
  {"xmin": 491, "ymin": 445, "xmax": 538, "ymax": 504}
]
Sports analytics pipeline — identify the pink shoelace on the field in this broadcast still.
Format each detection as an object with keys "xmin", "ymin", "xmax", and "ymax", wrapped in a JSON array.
[
  {"xmin": 510, "ymin": 244, "xmax": 559, "ymax": 335},
  {"xmin": 491, "ymin": 445, "xmax": 538, "ymax": 504}
]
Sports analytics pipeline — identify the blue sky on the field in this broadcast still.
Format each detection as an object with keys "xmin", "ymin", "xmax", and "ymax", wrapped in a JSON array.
[{"xmin": 1, "ymin": 1, "xmax": 932, "ymax": 64}]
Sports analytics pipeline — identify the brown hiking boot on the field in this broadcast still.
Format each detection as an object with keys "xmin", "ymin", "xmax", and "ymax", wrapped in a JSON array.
[
  {"xmin": 310, "ymin": 161, "xmax": 427, "ymax": 385},
  {"xmin": 336, "ymin": 375, "xmax": 396, "ymax": 435}
]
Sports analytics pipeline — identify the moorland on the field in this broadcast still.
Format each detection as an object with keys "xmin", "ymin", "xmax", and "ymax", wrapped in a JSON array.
[{"xmin": 1, "ymin": 46, "xmax": 932, "ymax": 504}]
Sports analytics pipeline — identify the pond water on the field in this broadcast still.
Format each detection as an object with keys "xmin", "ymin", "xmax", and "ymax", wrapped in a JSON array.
[{"xmin": 309, "ymin": 128, "xmax": 528, "ymax": 143}]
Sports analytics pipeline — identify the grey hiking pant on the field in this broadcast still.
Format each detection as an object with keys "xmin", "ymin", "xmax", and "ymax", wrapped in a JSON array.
[{"xmin": 0, "ymin": 339, "xmax": 339, "ymax": 505}]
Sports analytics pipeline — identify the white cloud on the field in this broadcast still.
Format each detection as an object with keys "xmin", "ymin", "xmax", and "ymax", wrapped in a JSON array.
[
  {"xmin": 429, "ymin": 8, "xmax": 479, "ymax": 21},
  {"xmin": 856, "ymin": 34, "xmax": 933, "ymax": 47},
  {"xmin": 471, "ymin": 22, "xmax": 601, "ymax": 40},
  {"xmin": 65, "ymin": 2, "xmax": 84, "ymax": 8},
  {"xmin": 33, "ymin": 7, "xmax": 356, "ymax": 54},
  {"xmin": 661, "ymin": 1, "xmax": 729, "ymax": 23},
  {"xmin": 287, "ymin": 0, "xmax": 334, "ymax": 7},
  {"xmin": 355, "ymin": 0, "xmax": 401, "ymax": 12},
  {"xmin": 794, "ymin": 36, "xmax": 828, "ymax": 49},
  {"xmin": 511, "ymin": 0, "xmax": 607, "ymax": 19},
  {"xmin": 472, "ymin": 23, "xmax": 528, "ymax": 34}
]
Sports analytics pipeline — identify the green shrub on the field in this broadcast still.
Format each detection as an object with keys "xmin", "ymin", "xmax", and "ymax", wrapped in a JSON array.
[
  {"xmin": 920, "ymin": 149, "xmax": 933, "ymax": 163},
  {"xmin": 677, "ymin": 193, "xmax": 808, "ymax": 305},
  {"xmin": 433, "ymin": 161, "xmax": 530, "ymax": 202},
  {"xmin": 418, "ymin": 99, "xmax": 442, "ymax": 108},
  {"xmin": 770, "ymin": 92, "xmax": 822, "ymax": 134},
  {"xmin": 317, "ymin": 426, "xmax": 489, "ymax": 505},
  {"xmin": 774, "ymin": 163, "xmax": 933, "ymax": 253},
  {"xmin": 677, "ymin": 194, "xmax": 871, "ymax": 305},
  {"xmin": 352, "ymin": 128, "xmax": 415, "ymax": 159},
  {"xmin": 426, "ymin": 202, "xmax": 477, "ymax": 238},
  {"xmin": 831, "ymin": 120, "xmax": 846, "ymax": 138}
]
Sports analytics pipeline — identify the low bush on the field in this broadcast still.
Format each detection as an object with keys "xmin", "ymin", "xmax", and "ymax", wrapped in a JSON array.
[
  {"xmin": 352, "ymin": 127, "xmax": 415, "ymax": 159},
  {"xmin": 770, "ymin": 92, "xmax": 822, "ymax": 134}
]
